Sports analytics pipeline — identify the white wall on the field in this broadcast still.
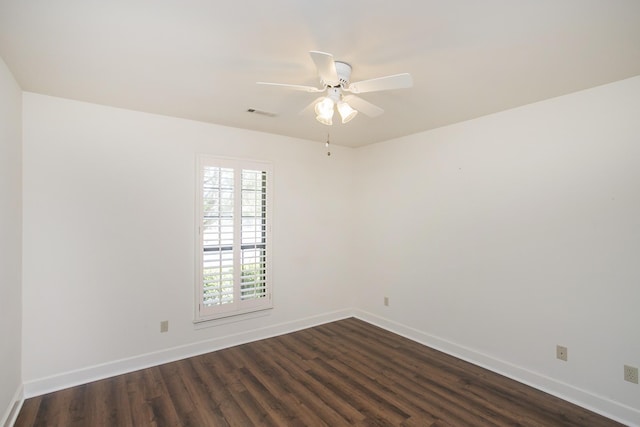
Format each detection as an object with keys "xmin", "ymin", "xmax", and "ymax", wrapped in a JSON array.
[
  {"xmin": 21, "ymin": 93, "xmax": 355, "ymax": 391},
  {"xmin": 0, "ymin": 56, "xmax": 23, "ymax": 424},
  {"xmin": 354, "ymin": 76, "xmax": 640, "ymax": 423}
]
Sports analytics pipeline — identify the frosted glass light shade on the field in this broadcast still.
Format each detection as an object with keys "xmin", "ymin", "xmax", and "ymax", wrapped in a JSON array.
[
  {"xmin": 316, "ymin": 114, "xmax": 333, "ymax": 125},
  {"xmin": 315, "ymin": 97, "xmax": 335, "ymax": 118},
  {"xmin": 337, "ymin": 101, "xmax": 358, "ymax": 123}
]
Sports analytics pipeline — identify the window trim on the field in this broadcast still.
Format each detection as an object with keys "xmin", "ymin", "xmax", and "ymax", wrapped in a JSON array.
[{"xmin": 194, "ymin": 155, "xmax": 273, "ymax": 323}]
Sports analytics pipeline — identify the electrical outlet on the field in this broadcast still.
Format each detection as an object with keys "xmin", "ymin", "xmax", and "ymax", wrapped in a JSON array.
[
  {"xmin": 556, "ymin": 345, "xmax": 567, "ymax": 361},
  {"xmin": 624, "ymin": 365, "xmax": 638, "ymax": 384},
  {"xmin": 160, "ymin": 320, "xmax": 169, "ymax": 333},
  {"xmin": 384, "ymin": 296, "xmax": 389, "ymax": 306}
]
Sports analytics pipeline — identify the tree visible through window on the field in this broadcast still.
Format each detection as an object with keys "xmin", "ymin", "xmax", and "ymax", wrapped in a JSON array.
[{"xmin": 196, "ymin": 156, "xmax": 272, "ymax": 321}]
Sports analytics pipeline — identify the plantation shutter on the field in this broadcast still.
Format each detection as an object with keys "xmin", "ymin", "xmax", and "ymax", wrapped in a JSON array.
[{"xmin": 196, "ymin": 156, "xmax": 272, "ymax": 321}]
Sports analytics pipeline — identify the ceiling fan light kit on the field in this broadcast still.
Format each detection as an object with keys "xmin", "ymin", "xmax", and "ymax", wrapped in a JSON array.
[
  {"xmin": 314, "ymin": 92, "xmax": 336, "ymax": 124},
  {"xmin": 337, "ymin": 101, "xmax": 357, "ymax": 123},
  {"xmin": 257, "ymin": 51, "xmax": 412, "ymax": 126}
]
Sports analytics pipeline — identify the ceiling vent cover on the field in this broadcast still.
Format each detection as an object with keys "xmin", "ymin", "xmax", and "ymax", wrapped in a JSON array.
[{"xmin": 247, "ymin": 108, "xmax": 277, "ymax": 117}]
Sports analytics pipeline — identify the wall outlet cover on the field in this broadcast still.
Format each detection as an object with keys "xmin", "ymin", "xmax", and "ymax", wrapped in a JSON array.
[
  {"xmin": 556, "ymin": 345, "xmax": 568, "ymax": 361},
  {"xmin": 624, "ymin": 365, "xmax": 638, "ymax": 384},
  {"xmin": 160, "ymin": 320, "xmax": 169, "ymax": 333}
]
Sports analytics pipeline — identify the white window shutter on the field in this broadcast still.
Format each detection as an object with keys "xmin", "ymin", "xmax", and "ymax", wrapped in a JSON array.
[{"xmin": 196, "ymin": 156, "xmax": 272, "ymax": 321}]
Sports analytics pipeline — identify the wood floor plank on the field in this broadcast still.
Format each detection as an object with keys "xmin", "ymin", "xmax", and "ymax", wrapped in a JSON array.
[
  {"xmin": 192, "ymin": 354, "xmax": 253, "ymax": 426},
  {"xmin": 157, "ymin": 361, "xmax": 207, "ymax": 427},
  {"xmin": 14, "ymin": 318, "xmax": 625, "ymax": 427},
  {"xmin": 245, "ymin": 340, "xmax": 347, "ymax": 425},
  {"xmin": 124, "ymin": 369, "xmax": 157, "ymax": 427},
  {"xmin": 173, "ymin": 359, "xmax": 231, "ymax": 426},
  {"xmin": 215, "ymin": 349, "xmax": 283, "ymax": 425},
  {"xmin": 308, "ymin": 357, "xmax": 411, "ymax": 425},
  {"xmin": 29, "ymin": 395, "xmax": 53, "ymax": 427},
  {"xmin": 13, "ymin": 396, "xmax": 41, "ymax": 427},
  {"xmin": 324, "ymin": 346, "xmax": 477, "ymax": 426},
  {"xmin": 231, "ymin": 344, "xmax": 327, "ymax": 426},
  {"xmin": 142, "ymin": 367, "xmax": 184, "ymax": 427},
  {"xmin": 109, "ymin": 375, "xmax": 133, "ymax": 427},
  {"xmin": 259, "ymin": 337, "xmax": 367, "ymax": 424}
]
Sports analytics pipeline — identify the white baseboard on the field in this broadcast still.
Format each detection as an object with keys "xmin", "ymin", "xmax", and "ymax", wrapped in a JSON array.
[
  {"xmin": 353, "ymin": 309, "xmax": 640, "ymax": 427},
  {"xmin": 23, "ymin": 309, "xmax": 354, "ymax": 399},
  {"xmin": 1, "ymin": 384, "xmax": 23, "ymax": 427}
]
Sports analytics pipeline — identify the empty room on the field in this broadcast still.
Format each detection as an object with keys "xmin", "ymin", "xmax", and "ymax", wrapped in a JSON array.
[{"xmin": 1, "ymin": 1, "xmax": 639, "ymax": 426}]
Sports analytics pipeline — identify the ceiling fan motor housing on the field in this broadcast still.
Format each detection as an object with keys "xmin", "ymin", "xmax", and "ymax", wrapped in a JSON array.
[
  {"xmin": 326, "ymin": 87, "xmax": 341, "ymax": 102},
  {"xmin": 333, "ymin": 61, "xmax": 352, "ymax": 87}
]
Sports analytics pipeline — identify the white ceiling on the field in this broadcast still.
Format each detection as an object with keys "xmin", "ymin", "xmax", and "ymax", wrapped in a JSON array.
[{"xmin": 1, "ymin": 1, "xmax": 639, "ymax": 147}]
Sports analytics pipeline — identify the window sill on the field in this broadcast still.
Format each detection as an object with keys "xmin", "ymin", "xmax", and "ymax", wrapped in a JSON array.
[{"xmin": 193, "ymin": 307, "xmax": 273, "ymax": 330}]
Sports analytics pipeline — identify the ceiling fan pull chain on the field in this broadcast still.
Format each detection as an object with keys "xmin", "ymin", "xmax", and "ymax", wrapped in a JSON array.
[{"xmin": 326, "ymin": 133, "xmax": 331, "ymax": 157}]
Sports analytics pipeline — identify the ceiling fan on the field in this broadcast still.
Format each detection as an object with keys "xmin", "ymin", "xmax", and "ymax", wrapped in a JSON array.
[{"xmin": 257, "ymin": 51, "xmax": 413, "ymax": 125}]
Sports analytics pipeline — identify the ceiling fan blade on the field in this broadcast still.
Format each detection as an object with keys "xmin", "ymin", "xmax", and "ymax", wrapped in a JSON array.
[
  {"xmin": 347, "ymin": 73, "xmax": 413, "ymax": 94},
  {"xmin": 343, "ymin": 95, "xmax": 384, "ymax": 117},
  {"xmin": 309, "ymin": 51, "xmax": 339, "ymax": 86},
  {"xmin": 256, "ymin": 82, "xmax": 324, "ymax": 93}
]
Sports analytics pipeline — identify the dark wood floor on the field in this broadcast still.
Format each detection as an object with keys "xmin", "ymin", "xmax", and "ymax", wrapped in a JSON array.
[{"xmin": 15, "ymin": 318, "xmax": 624, "ymax": 426}]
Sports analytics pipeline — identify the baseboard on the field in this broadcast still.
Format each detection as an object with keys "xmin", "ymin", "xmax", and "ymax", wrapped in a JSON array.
[
  {"xmin": 353, "ymin": 309, "xmax": 640, "ymax": 427},
  {"xmin": 1, "ymin": 385, "xmax": 23, "ymax": 427},
  {"xmin": 23, "ymin": 308, "xmax": 355, "ymax": 399}
]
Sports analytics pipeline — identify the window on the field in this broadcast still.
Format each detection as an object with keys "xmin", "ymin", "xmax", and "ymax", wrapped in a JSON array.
[{"xmin": 195, "ymin": 156, "xmax": 272, "ymax": 321}]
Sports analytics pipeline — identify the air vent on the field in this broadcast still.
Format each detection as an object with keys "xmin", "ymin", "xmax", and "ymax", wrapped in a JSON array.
[{"xmin": 247, "ymin": 108, "xmax": 277, "ymax": 118}]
